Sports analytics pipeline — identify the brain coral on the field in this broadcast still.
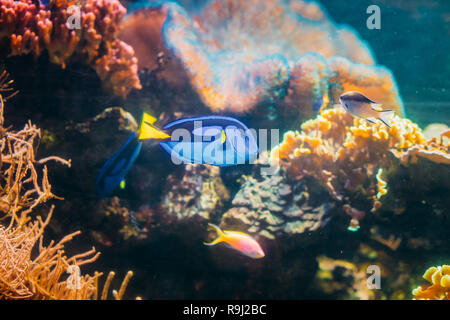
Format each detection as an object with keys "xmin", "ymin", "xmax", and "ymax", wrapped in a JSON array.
[
  {"xmin": 220, "ymin": 172, "xmax": 335, "ymax": 241},
  {"xmin": 120, "ymin": 0, "xmax": 404, "ymax": 117}
]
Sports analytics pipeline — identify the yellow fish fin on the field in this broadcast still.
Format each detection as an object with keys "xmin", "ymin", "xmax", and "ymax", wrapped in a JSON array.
[
  {"xmin": 138, "ymin": 113, "xmax": 171, "ymax": 140},
  {"xmin": 223, "ymin": 230, "xmax": 251, "ymax": 237},
  {"xmin": 143, "ymin": 112, "xmax": 158, "ymax": 125},
  {"xmin": 221, "ymin": 130, "xmax": 226, "ymax": 144},
  {"xmin": 203, "ymin": 223, "xmax": 225, "ymax": 246}
]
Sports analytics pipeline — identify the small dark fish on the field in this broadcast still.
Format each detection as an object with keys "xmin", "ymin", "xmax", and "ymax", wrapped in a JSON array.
[{"xmin": 339, "ymin": 91, "xmax": 395, "ymax": 127}]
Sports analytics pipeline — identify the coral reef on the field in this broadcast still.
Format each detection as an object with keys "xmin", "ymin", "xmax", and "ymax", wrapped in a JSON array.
[
  {"xmin": 120, "ymin": 0, "xmax": 403, "ymax": 119},
  {"xmin": 161, "ymin": 164, "xmax": 230, "ymax": 221},
  {"xmin": 270, "ymin": 106, "xmax": 432, "ymax": 228},
  {"xmin": 394, "ymin": 130, "xmax": 450, "ymax": 165},
  {"xmin": 220, "ymin": 172, "xmax": 334, "ymax": 241},
  {"xmin": 412, "ymin": 265, "xmax": 450, "ymax": 300},
  {"xmin": 0, "ymin": 80, "xmax": 136, "ymax": 299},
  {"xmin": 0, "ymin": 0, "xmax": 141, "ymax": 97},
  {"xmin": 312, "ymin": 243, "xmax": 422, "ymax": 300},
  {"xmin": 92, "ymin": 196, "xmax": 155, "ymax": 245}
]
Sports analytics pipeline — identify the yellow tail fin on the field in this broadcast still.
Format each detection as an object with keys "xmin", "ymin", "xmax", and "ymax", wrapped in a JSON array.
[
  {"xmin": 203, "ymin": 223, "xmax": 224, "ymax": 246},
  {"xmin": 138, "ymin": 113, "xmax": 171, "ymax": 140}
]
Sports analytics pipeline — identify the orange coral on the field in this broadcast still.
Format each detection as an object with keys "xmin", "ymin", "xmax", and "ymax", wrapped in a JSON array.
[
  {"xmin": 271, "ymin": 106, "xmax": 431, "ymax": 227},
  {"xmin": 412, "ymin": 265, "xmax": 450, "ymax": 300},
  {"xmin": 0, "ymin": 0, "xmax": 141, "ymax": 97},
  {"xmin": 396, "ymin": 130, "xmax": 450, "ymax": 165}
]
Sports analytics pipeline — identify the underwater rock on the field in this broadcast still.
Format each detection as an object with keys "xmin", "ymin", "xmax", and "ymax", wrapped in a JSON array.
[
  {"xmin": 313, "ymin": 255, "xmax": 376, "ymax": 300},
  {"xmin": 312, "ymin": 244, "xmax": 419, "ymax": 300},
  {"xmin": 92, "ymin": 197, "xmax": 156, "ymax": 246},
  {"xmin": 0, "ymin": 0, "xmax": 141, "ymax": 97},
  {"xmin": 161, "ymin": 164, "xmax": 230, "ymax": 221},
  {"xmin": 38, "ymin": 107, "xmax": 142, "ymax": 242},
  {"xmin": 220, "ymin": 171, "xmax": 335, "ymax": 241},
  {"xmin": 119, "ymin": 0, "xmax": 404, "ymax": 121},
  {"xmin": 373, "ymin": 152, "xmax": 450, "ymax": 251}
]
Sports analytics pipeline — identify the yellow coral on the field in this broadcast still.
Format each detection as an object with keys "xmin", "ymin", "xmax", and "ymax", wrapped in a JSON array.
[
  {"xmin": 271, "ymin": 106, "xmax": 445, "ymax": 226},
  {"xmin": 412, "ymin": 265, "xmax": 450, "ymax": 300}
]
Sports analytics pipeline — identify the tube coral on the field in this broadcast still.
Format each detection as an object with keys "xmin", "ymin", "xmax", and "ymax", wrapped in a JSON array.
[
  {"xmin": 0, "ymin": 0, "xmax": 141, "ymax": 97},
  {"xmin": 120, "ymin": 0, "xmax": 403, "ymax": 117},
  {"xmin": 412, "ymin": 265, "xmax": 450, "ymax": 300}
]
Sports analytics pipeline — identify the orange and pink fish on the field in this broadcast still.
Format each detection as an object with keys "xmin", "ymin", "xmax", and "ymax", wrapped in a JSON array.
[{"xmin": 204, "ymin": 223, "xmax": 265, "ymax": 259}]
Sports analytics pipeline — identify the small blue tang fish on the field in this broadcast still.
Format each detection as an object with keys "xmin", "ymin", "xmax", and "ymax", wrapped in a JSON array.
[{"xmin": 96, "ymin": 113, "xmax": 258, "ymax": 197}]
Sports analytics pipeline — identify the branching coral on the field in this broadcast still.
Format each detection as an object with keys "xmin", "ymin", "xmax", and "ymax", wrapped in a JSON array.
[
  {"xmin": 0, "ymin": 206, "xmax": 101, "ymax": 299},
  {"xmin": 0, "ymin": 82, "xmax": 137, "ymax": 299},
  {"xmin": 120, "ymin": 0, "xmax": 403, "ymax": 117},
  {"xmin": 395, "ymin": 131, "xmax": 450, "ymax": 165},
  {"xmin": 270, "ymin": 106, "xmax": 430, "ymax": 228},
  {"xmin": 412, "ymin": 265, "xmax": 450, "ymax": 300},
  {"xmin": 0, "ymin": 209, "xmax": 136, "ymax": 300},
  {"xmin": 0, "ymin": 0, "xmax": 141, "ymax": 97}
]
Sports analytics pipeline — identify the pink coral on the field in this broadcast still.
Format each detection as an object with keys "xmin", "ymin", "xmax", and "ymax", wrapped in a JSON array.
[
  {"xmin": 0, "ymin": 0, "xmax": 141, "ymax": 97},
  {"xmin": 120, "ymin": 0, "xmax": 404, "ymax": 116}
]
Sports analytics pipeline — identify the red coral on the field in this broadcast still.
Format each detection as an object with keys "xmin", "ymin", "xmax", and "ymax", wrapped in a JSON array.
[{"xmin": 0, "ymin": 0, "xmax": 141, "ymax": 97}]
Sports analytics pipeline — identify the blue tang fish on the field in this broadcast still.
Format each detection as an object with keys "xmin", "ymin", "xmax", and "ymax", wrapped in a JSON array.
[{"xmin": 96, "ymin": 113, "xmax": 258, "ymax": 197}]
